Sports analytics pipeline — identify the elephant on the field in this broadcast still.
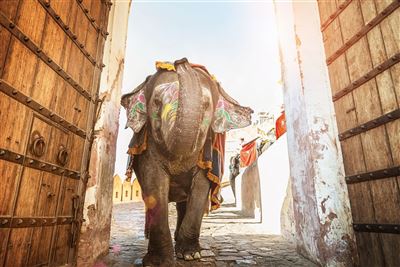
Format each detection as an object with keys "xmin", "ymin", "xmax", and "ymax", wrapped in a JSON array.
[{"xmin": 121, "ymin": 58, "xmax": 253, "ymax": 266}]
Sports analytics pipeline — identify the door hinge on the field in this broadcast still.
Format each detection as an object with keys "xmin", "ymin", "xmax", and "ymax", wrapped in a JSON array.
[{"xmin": 70, "ymin": 195, "xmax": 80, "ymax": 248}]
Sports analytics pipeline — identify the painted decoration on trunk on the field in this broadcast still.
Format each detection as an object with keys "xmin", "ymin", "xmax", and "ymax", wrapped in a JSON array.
[{"xmin": 158, "ymin": 81, "xmax": 179, "ymax": 127}]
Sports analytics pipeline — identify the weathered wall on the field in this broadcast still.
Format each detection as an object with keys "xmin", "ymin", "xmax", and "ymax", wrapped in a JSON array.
[
  {"xmin": 280, "ymin": 176, "xmax": 296, "ymax": 243},
  {"xmin": 274, "ymin": 0, "xmax": 357, "ymax": 266},
  {"xmin": 77, "ymin": 1, "xmax": 132, "ymax": 266},
  {"xmin": 240, "ymin": 162, "xmax": 261, "ymax": 218}
]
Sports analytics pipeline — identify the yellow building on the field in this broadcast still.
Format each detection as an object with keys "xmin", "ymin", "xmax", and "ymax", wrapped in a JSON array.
[{"xmin": 113, "ymin": 174, "xmax": 142, "ymax": 203}]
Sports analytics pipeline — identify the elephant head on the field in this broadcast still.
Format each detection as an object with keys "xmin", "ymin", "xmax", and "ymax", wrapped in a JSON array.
[{"xmin": 121, "ymin": 58, "xmax": 253, "ymax": 157}]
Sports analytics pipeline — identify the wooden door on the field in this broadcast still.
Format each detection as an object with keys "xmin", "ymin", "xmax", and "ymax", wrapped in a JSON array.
[
  {"xmin": 318, "ymin": 0, "xmax": 400, "ymax": 265},
  {"xmin": 0, "ymin": 0, "xmax": 110, "ymax": 266}
]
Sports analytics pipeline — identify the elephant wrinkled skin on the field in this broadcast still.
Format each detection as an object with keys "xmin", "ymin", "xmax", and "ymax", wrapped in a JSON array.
[{"xmin": 121, "ymin": 58, "xmax": 253, "ymax": 266}]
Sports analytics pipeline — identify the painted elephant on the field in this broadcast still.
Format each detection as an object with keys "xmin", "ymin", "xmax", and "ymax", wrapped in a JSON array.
[{"xmin": 121, "ymin": 58, "xmax": 253, "ymax": 266}]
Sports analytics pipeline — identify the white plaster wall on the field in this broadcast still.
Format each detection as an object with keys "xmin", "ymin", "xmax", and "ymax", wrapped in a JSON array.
[
  {"xmin": 258, "ymin": 135, "xmax": 291, "ymax": 234},
  {"xmin": 274, "ymin": 0, "xmax": 357, "ymax": 265}
]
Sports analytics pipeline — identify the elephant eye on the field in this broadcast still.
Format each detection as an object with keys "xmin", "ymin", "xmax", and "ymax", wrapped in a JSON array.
[
  {"xmin": 203, "ymin": 101, "xmax": 210, "ymax": 109},
  {"xmin": 154, "ymin": 98, "xmax": 162, "ymax": 106}
]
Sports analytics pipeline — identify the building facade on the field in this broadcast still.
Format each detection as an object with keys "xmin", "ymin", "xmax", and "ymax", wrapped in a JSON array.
[{"xmin": 112, "ymin": 174, "xmax": 142, "ymax": 203}]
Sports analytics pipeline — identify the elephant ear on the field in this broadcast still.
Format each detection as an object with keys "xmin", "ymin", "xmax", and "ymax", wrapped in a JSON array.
[
  {"xmin": 212, "ymin": 83, "xmax": 253, "ymax": 133},
  {"xmin": 121, "ymin": 77, "xmax": 150, "ymax": 133}
]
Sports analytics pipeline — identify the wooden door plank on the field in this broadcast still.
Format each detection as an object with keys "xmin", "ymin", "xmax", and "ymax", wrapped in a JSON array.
[
  {"xmin": 360, "ymin": 127, "xmax": 392, "ymax": 171},
  {"xmin": 0, "ymin": 24, "xmax": 12, "ymax": 76},
  {"xmin": 0, "ymin": 161, "xmax": 21, "ymax": 216},
  {"xmin": 387, "ymin": 119, "xmax": 400, "ymax": 166},
  {"xmin": 0, "ymin": 0, "xmax": 19, "ymax": 19},
  {"xmin": 360, "ymin": 0, "xmax": 377, "ymax": 25},
  {"xmin": 32, "ymin": 61, "xmax": 58, "ymax": 110},
  {"xmin": 380, "ymin": 8, "xmax": 400, "ymax": 59},
  {"xmin": 51, "ymin": 0, "xmax": 74, "ymax": 27},
  {"xmin": 52, "ymin": 224, "xmax": 71, "ymax": 265},
  {"xmin": 15, "ymin": 0, "xmax": 46, "ymax": 45},
  {"xmin": 323, "ymin": 18, "xmax": 343, "ymax": 59},
  {"xmin": 391, "ymin": 64, "xmax": 400, "ymax": 107},
  {"xmin": 60, "ymin": 178, "xmax": 80, "ymax": 216},
  {"xmin": 375, "ymin": 0, "xmax": 396, "ymax": 13},
  {"xmin": 45, "ymin": 125, "xmax": 69, "ymax": 166},
  {"xmin": 68, "ymin": 135, "xmax": 85, "ymax": 172},
  {"xmin": 346, "ymin": 38, "xmax": 373, "ymax": 82},
  {"xmin": 0, "ymin": 94, "xmax": 30, "ymax": 154},
  {"xmin": 13, "ymin": 167, "xmax": 42, "ymax": 217},
  {"xmin": 41, "ymin": 15, "xmax": 68, "ymax": 66},
  {"xmin": 328, "ymin": 54, "xmax": 350, "ymax": 95},
  {"xmin": 355, "ymin": 232, "xmax": 385, "ymax": 266},
  {"xmin": 28, "ymin": 226, "xmax": 53, "ymax": 266},
  {"xmin": 90, "ymin": 0, "xmax": 103, "ymax": 31},
  {"xmin": 375, "ymin": 70, "xmax": 398, "ymax": 113},
  {"xmin": 317, "ymin": 0, "xmax": 337, "ymax": 25},
  {"xmin": 36, "ymin": 173, "xmax": 63, "ymax": 217},
  {"xmin": 72, "ymin": 3, "xmax": 90, "ymax": 54},
  {"xmin": 334, "ymin": 94, "xmax": 357, "ymax": 133},
  {"xmin": 0, "ymin": 229, "xmax": 9, "ymax": 265},
  {"xmin": 380, "ymin": 233, "xmax": 400, "ymax": 266},
  {"xmin": 83, "ymin": 0, "xmax": 93, "ymax": 13},
  {"xmin": 2, "ymin": 39, "xmax": 39, "ymax": 96},
  {"xmin": 339, "ymin": 0, "xmax": 364, "ymax": 42},
  {"xmin": 4, "ymin": 228, "xmax": 31, "ymax": 267}
]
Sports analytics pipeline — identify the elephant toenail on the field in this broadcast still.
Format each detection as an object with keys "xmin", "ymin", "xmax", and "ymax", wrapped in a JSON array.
[
  {"xmin": 194, "ymin": 252, "xmax": 201, "ymax": 259},
  {"xmin": 184, "ymin": 254, "xmax": 193, "ymax": 261},
  {"xmin": 176, "ymin": 252, "xmax": 183, "ymax": 259}
]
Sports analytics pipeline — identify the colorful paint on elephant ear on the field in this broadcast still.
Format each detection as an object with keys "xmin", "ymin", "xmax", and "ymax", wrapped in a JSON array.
[
  {"xmin": 125, "ymin": 90, "xmax": 147, "ymax": 133},
  {"xmin": 212, "ymin": 97, "xmax": 237, "ymax": 133},
  {"xmin": 212, "ymin": 95, "xmax": 253, "ymax": 133},
  {"xmin": 197, "ymin": 132, "xmax": 226, "ymax": 211}
]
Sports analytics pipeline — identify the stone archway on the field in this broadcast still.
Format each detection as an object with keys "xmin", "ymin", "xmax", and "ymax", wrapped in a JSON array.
[{"xmin": 76, "ymin": 0, "xmax": 399, "ymax": 266}]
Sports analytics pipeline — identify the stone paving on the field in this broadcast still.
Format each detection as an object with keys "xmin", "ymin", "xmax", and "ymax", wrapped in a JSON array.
[{"xmin": 97, "ymin": 192, "xmax": 317, "ymax": 267}]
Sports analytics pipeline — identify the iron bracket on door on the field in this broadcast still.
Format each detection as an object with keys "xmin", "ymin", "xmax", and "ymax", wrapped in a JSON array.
[
  {"xmin": 70, "ymin": 195, "xmax": 80, "ymax": 248},
  {"xmin": 353, "ymin": 223, "xmax": 400, "ymax": 234}
]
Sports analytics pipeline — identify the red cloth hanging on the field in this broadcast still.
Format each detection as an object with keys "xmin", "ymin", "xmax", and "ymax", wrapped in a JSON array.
[
  {"xmin": 240, "ymin": 140, "xmax": 257, "ymax": 167},
  {"xmin": 275, "ymin": 112, "xmax": 286, "ymax": 139}
]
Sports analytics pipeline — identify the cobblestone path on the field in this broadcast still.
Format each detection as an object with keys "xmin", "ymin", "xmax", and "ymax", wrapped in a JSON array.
[{"xmin": 97, "ymin": 200, "xmax": 317, "ymax": 267}]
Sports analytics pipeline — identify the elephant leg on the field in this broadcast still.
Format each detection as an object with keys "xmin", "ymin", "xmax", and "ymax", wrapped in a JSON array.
[
  {"xmin": 175, "ymin": 169, "xmax": 210, "ymax": 261},
  {"xmin": 134, "ymin": 157, "xmax": 174, "ymax": 267},
  {"xmin": 174, "ymin": 201, "xmax": 187, "ymax": 242}
]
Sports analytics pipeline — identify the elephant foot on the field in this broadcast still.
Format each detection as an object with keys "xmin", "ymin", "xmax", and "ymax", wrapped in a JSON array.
[
  {"xmin": 175, "ymin": 238, "xmax": 202, "ymax": 261},
  {"xmin": 143, "ymin": 253, "xmax": 175, "ymax": 267}
]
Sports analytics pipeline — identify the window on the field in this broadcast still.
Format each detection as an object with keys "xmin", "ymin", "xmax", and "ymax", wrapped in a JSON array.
[
  {"xmin": 125, "ymin": 191, "xmax": 128, "ymax": 197},
  {"xmin": 136, "ymin": 190, "xmax": 139, "ymax": 197},
  {"xmin": 115, "ymin": 192, "xmax": 118, "ymax": 198}
]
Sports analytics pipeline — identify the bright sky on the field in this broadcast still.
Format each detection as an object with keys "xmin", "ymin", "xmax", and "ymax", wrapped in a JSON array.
[{"xmin": 115, "ymin": 0, "xmax": 283, "ymax": 178}]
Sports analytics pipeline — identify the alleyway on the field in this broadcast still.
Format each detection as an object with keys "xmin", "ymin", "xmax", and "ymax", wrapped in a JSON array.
[{"xmin": 97, "ymin": 189, "xmax": 316, "ymax": 267}]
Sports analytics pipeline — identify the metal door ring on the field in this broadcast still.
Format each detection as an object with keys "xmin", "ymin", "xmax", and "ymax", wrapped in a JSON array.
[
  {"xmin": 31, "ymin": 133, "xmax": 45, "ymax": 157},
  {"xmin": 57, "ymin": 145, "xmax": 69, "ymax": 166}
]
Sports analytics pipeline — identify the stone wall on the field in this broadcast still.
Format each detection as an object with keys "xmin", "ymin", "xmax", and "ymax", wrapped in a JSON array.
[
  {"xmin": 77, "ymin": 1, "xmax": 132, "ymax": 266},
  {"xmin": 240, "ymin": 162, "xmax": 261, "ymax": 218}
]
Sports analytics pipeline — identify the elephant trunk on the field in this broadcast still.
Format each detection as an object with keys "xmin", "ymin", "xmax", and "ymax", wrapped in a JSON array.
[{"xmin": 164, "ymin": 59, "xmax": 203, "ymax": 156}]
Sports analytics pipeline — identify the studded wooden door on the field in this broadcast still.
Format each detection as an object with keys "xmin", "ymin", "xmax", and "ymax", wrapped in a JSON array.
[
  {"xmin": 318, "ymin": 0, "xmax": 399, "ymax": 265},
  {"xmin": 0, "ymin": 0, "xmax": 110, "ymax": 266}
]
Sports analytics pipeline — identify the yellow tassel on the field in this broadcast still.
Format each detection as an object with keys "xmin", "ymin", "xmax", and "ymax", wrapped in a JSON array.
[{"xmin": 155, "ymin": 61, "xmax": 176, "ymax": 71}]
